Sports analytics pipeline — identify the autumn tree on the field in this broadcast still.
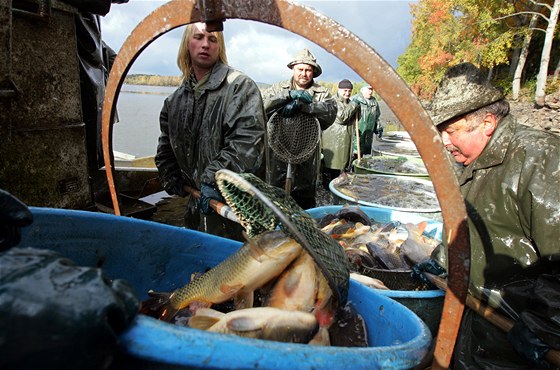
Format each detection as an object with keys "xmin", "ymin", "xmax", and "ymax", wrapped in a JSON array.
[
  {"xmin": 534, "ymin": 0, "xmax": 560, "ymax": 106},
  {"xmin": 397, "ymin": 0, "xmax": 559, "ymax": 102}
]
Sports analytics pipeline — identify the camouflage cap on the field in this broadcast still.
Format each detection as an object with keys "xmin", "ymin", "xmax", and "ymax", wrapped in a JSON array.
[
  {"xmin": 287, "ymin": 48, "xmax": 322, "ymax": 78},
  {"xmin": 429, "ymin": 63, "xmax": 504, "ymax": 126}
]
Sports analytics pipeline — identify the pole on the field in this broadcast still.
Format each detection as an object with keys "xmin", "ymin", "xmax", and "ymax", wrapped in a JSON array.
[
  {"xmin": 184, "ymin": 186, "xmax": 239, "ymax": 224},
  {"xmin": 424, "ymin": 273, "xmax": 560, "ymax": 367}
]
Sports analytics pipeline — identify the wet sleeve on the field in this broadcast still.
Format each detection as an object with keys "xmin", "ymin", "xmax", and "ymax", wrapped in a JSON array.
[
  {"xmin": 200, "ymin": 76, "xmax": 266, "ymax": 185},
  {"xmin": 520, "ymin": 135, "xmax": 560, "ymax": 260},
  {"xmin": 262, "ymin": 84, "xmax": 290, "ymax": 119},
  {"xmin": 60, "ymin": 0, "xmax": 112, "ymax": 15},
  {"xmin": 302, "ymin": 92, "xmax": 337, "ymax": 130},
  {"xmin": 155, "ymin": 99, "xmax": 187, "ymax": 196},
  {"xmin": 337, "ymin": 101, "xmax": 359, "ymax": 126}
]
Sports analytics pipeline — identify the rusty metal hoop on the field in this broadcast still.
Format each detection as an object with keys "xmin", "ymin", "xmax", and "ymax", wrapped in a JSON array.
[{"xmin": 101, "ymin": 1, "xmax": 470, "ymax": 368}]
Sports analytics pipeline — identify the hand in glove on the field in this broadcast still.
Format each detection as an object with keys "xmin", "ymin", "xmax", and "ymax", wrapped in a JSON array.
[
  {"xmin": 507, "ymin": 320, "xmax": 551, "ymax": 369},
  {"xmin": 289, "ymin": 90, "xmax": 313, "ymax": 104},
  {"xmin": 0, "ymin": 248, "xmax": 139, "ymax": 370},
  {"xmin": 280, "ymin": 99, "xmax": 302, "ymax": 118},
  {"xmin": 199, "ymin": 183, "xmax": 224, "ymax": 215},
  {"xmin": 411, "ymin": 258, "xmax": 447, "ymax": 287},
  {"xmin": 165, "ymin": 181, "xmax": 187, "ymax": 197},
  {"xmin": 0, "ymin": 189, "xmax": 33, "ymax": 251}
]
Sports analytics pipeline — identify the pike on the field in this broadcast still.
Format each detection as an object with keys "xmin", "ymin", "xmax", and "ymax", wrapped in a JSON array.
[{"xmin": 148, "ymin": 230, "xmax": 303, "ymax": 321}]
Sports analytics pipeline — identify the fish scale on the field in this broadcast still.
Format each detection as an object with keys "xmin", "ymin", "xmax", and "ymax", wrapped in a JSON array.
[{"xmin": 169, "ymin": 230, "xmax": 302, "ymax": 311}]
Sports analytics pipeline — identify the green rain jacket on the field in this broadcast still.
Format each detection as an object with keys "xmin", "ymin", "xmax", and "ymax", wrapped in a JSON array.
[
  {"xmin": 322, "ymin": 93, "xmax": 359, "ymax": 170},
  {"xmin": 451, "ymin": 115, "xmax": 560, "ymax": 369},
  {"xmin": 262, "ymin": 78, "xmax": 336, "ymax": 203},
  {"xmin": 155, "ymin": 62, "xmax": 266, "ymax": 238},
  {"xmin": 351, "ymin": 93, "xmax": 380, "ymax": 155}
]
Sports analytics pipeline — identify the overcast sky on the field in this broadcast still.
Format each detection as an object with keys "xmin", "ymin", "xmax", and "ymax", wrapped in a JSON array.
[{"xmin": 101, "ymin": 0, "xmax": 416, "ymax": 85}]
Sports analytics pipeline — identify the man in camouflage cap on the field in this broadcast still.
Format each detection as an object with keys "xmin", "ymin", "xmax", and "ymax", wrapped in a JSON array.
[
  {"xmin": 419, "ymin": 62, "xmax": 560, "ymax": 369},
  {"xmin": 261, "ymin": 48, "xmax": 336, "ymax": 209}
]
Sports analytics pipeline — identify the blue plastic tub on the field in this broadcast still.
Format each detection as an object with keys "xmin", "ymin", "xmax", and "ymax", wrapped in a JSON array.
[
  {"xmin": 19, "ymin": 207, "xmax": 432, "ymax": 370},
  {"xmin": 307, "ymin": 205, "xmax": 445, "ymax": 336}
]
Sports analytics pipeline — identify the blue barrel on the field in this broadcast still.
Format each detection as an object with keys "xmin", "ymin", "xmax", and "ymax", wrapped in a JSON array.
[
  {"xmin": 307, "ymin": 205, "xmax": 445, "ymax": 336},
  {"xmin": 19, "ymin": 207, "xmax": 432, "ymax": 370}
]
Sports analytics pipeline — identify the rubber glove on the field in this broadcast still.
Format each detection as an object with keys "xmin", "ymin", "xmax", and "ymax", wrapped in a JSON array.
[
  {"xmin": 163, "ymin": 179, "xmax": 187, "ymax": 197},
  {"xmin": 280, "ymin": 100, "xmax": 302, "ymax": 118},
  {"xmin": 289, "ymin": 90, "xmax": 313, "ymax": 104},
  {"xmin": 199, "ymin": 183, "xmax": 224, "ymax": 215},
  {"xmin": 411, "ymin": 258, "xmax": 447, "ymax": 287},
  {"xmin": 507, "ymin": 320, "xmax": 551, "ymax": 369},
  {"xmin": 0, "ymin": 189, "xmax": 33, "ymax": 251},
  {"xmin": 0, "ymin": 248, "xmax": 139, "ymax": 370}
]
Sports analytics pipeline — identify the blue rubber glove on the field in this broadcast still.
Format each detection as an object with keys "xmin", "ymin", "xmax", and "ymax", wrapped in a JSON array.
[
  {"xmin": 508, "ymin": 320, "xmax": 550, "ymax": 369},
  {"xmin": 280, "ymin": 100, "xmax": 302, "ymax": 118},
  {"xmin": 411, "ymin": 258, "xmax": 447, "ymax": 286},
  {"xmin": 199, "ymin": 183, "xmax": 223, "ymax": 215},
  {"xmin": 289, "ymin": 90, "xmax": 313, "ymax": 104}
]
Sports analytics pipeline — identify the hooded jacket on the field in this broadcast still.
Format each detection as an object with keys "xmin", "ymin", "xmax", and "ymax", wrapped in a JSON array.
[
  {"xmin": 453, "ymin": 115, "xmax": 560, "ymax": 369},
  {"xmin": 322, "ymin": 93, "xmax": 359, "ymax": 170},
  {"xmin": 155, "ymin": 62, "xmax": 265, "ymax": 237},
  {"xmin": 351, "ymin": 93, "xmax": 381, "ymax": 155},
  {"xmin": 262, "ymin": 79, "xmax": 336, "ymax": 202}
]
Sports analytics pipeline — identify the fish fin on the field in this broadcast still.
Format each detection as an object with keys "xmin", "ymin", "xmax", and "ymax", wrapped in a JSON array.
[
  {"xmin": 220, "ymin": 283, "xmax": 243, "ymax": 295},
  {"xmin": 159, "ymin": 307, "xmax": 180, "ymax": 322},
  {"xmin": 308, "ymin": 327, "xmax": 331, "ymax": 346},
  {"xmin": 227, "ymin": 314, "xmax": 264, "ymax": 332},
  {"xmin": 416, "ymin": 221, "xmax": 428, "ymax": 234},
  {"xmin": 247, "ymin": 236, "xmax": 267, "ymax": 260},
  {"xmin": 188, "ymin": 308, "xmax": 223, "ymax": 330},
  {"xmin": 234, "ymin": 291, "xmax": 254, "ymax": 310},
  {"xmin": 140, "ymin": 290, "xmax": 180, "ymax": 322}
]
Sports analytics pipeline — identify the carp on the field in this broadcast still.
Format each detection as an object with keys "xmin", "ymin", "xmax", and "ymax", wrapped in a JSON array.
[
  {"xmin": 148, "ymin": 230, "xmax": 303, "ymax": 321},
  {"xmin": 188, "ymin": 307, "xmax": 319, "ymax": 343},
  {"xmin": 267, "ymin": 251, "xmax": 318, "ymax": 313}
]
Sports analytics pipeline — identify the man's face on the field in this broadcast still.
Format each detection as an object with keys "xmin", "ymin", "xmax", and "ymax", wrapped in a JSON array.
[
  {"xmin": 292, "ymin": 64, "xmax": 314, "ymax": 89},
  {"xmin": 438, "ymin": 116, "xmax": 488, "ymax": 165},
  {"xmin": 188, "ymin": 23, "xmax": 219, "ymax": 71},
  {"xmin": 338, "ymin": 88, "xmax": 352, "ymax": 99},
  {"xmin": 361, "ymin": 87, "xmax": 373, "ymax": 99}
]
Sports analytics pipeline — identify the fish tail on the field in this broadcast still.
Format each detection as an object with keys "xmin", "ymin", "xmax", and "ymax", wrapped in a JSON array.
[{"xmin": 139, "ymin": 290, "xmax": 179, "ymax": 322}]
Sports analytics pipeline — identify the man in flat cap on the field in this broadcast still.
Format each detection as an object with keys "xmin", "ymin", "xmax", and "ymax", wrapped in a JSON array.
[
  {"xmin": 321, "ymin": 79, "xmax": 359, "ymax": 189},
  {"xmin": 421, "ymin": 62, "xmax": 560, "ymax": 369},
  {"xmin": 262, "ymin": 48, "xmax": 337, "ymax": 209}
]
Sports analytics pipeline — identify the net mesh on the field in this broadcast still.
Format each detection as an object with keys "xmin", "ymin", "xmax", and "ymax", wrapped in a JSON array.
[
  {"xmin": 215, "ymin": 169, "xmax": 349, "ymax": 306},
  {"xmin": 267, "ymin": 112, "xmax": 321, "ymax": 164}
]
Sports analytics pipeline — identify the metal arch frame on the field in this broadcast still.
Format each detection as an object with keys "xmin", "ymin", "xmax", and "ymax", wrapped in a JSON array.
[{"xmin": 101, "ymin": 1, "xmax": 470, "ymax": 368}]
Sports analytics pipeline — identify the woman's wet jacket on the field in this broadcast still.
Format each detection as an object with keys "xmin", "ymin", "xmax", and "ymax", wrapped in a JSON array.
[
  {"xmin": 350, "ymin": 93, "xmax": 380, "ymax": 155},
  {"xmin": 452, "ymin": 115, "xmax": 560, "ymax": 369},
  {"xmin": 262, "ymin": 79, "xmax": 336, "ymax": 204},
  {"xmin": 155, "ymin": 62, "xmax": 265, "ymax": 238},
  {"xmin": 322, "ymin": 93, "xmax": 359, "ymax": 170}
]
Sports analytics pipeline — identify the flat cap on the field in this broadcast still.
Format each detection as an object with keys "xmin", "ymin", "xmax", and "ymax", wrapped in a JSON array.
[{"xmin": 429, "ymin": 63, "xmax": 504, "ymax": 126}]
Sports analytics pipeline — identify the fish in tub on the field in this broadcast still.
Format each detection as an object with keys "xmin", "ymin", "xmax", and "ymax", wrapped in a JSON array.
[{"xmin": 19, "ymin": 207, "xmax": 432, "ymax": 370}]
